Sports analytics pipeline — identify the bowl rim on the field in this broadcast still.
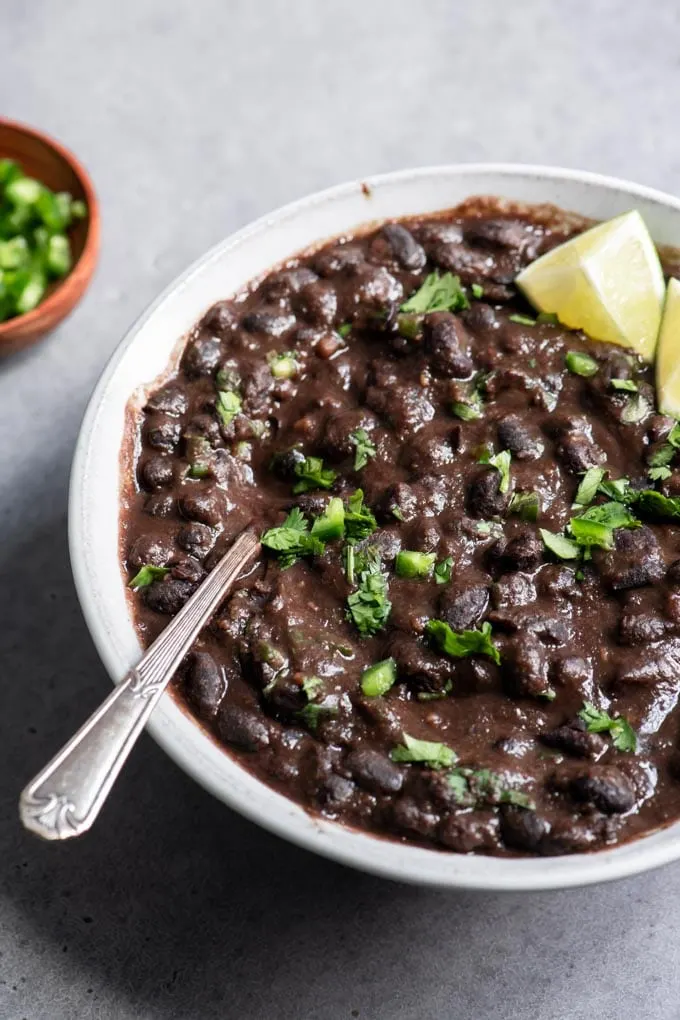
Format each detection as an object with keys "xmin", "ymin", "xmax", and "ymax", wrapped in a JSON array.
[
  {"xmin": 0, "ymin": 116, "xmax": 100, "ymax": 339},
  {"xmin": 70, "ymin": 162, "xmax": 680, "ymax": 890}
]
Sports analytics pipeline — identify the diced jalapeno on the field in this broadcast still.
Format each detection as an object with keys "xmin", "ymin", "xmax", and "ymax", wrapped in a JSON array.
[
  {"xmin": 395, "ymin": 550, "xmax": 436, "ymax": 579},
  {"xmin": 360, "ymin": 657, "xmax": 397, "ymax": 697}
]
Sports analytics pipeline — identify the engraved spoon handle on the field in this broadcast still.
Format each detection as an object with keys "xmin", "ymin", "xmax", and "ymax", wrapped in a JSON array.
[{"xmin": 19, "ymin": 530, "xmax": 261, "ymax": 841}]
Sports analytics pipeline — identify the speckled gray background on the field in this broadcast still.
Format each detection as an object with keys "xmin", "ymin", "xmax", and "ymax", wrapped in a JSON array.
[{"xmin": 3, "ymin": 2, "xmax": 680, "ymax": 1017}]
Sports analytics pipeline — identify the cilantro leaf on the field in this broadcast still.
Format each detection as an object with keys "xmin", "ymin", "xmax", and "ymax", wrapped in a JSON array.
[
  {"xmin": 346, "ymin": 552, "xmax": 391, "ymax": 635},
  {"xmin": 451, "ymin": 399, "xmax": 483, "ymax": 421},
  {"xmin": 447, "ymin": 767, "xmax": 535, "ymax": 809},
  {"xmin": 508, "ymin": 490, "xmax": 539, "ymax": 521},
  {"xmin": 649, "ymin": 466, "xmax": 673, "ymax": 481},
  {"xmin": 649, "ymin": 444, "xmax": 676, "ymax": 468},
  {"xmin": 598, "ymin": 476, "xmax": 632, "ymax": 502},
  {"xmin": 395, "ymin": 550, "xmax": 436, "ymax": 579},
  {"xmin": 390, "ymin": 733, "xmax": 458, "ymax": 769},
  {"xmin": 350, "ymin": 428, "xmax": 377, "ymax": 471},
  {"xmin": 434, "ymin": 556, "xmax": 453, "ymax": 585},
  {"xmin": 631, "ymin": 489, "xmax": 680, "ymax": 521},
  {"xmin": 310, "ymin": 497, "xmax": 345, "ymax": 542},
  {"xmin": 293, "ymin": 456, "xmax": 337, "ymax": 494},
  {"xmin": 301, "ymin": 676, "xmax": 324, "ymax": 700},
  {"xmin": 261, "ymin": 508, "xmax": 325, "ymax": 568},
  {"xmin": 621, "ymin": 393, "xmax": 651, "ymax": 424},
  {"xmin": 426, "ymin": 619, "xmax": 501, "ymax": 665},
  {"xmin": 610, "ymin": 378, "xmax": 638, "ymax": 392},
  {"xmin": 478, "ymin": 448, "xmax": 512, "ymax": 493},
  {"xmin": 344, "ymin": 489, "xmax": 377, "ymax": 543},
  {"xmin": 215, "ymin": 389, "xmax": 242, "ymax": 427},
  {"xmin": 400, "ymin": 271, "xmax": 469, "ymax": 315},
  {"xmin": 574, "ymin": 467, "xmax": 606, "ymax": 507},
  {"xmin": 578, "ymin": 702, "xmax": 637, "ymax": 752},
  {"xmin": 540, "ymin": 529, "xmax": 580, "ymax": 560},
  {"xmin": 337, "ymin": 323, "xmax": 352, "ymax": 338},
  {"xmin": 129, "ymin": 564, "xmax": 170, "ymax": 589},
  {"xmin": 298, "ymin": 700, "xmax": 337, "ymax": 732}
]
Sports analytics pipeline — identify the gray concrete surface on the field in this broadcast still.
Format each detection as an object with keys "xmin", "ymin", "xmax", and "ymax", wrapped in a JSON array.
[{"xmin": 3, "ymin": 1, "xmax": 680, "ymax": 1017}]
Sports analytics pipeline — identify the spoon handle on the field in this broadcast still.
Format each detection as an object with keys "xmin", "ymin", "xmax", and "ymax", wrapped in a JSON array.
[{"xmin": 19, "ymin": 530, "xmax": 260, "ymax": 841}]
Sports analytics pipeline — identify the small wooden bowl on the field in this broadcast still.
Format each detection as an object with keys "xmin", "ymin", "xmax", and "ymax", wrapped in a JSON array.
[{"xmin": 0, "ymin": 118, "xmax": 100, "ymax": 354}]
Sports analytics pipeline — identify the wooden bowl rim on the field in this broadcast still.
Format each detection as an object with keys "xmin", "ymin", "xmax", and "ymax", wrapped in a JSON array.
[{"xmin": 0, "ymin": 116, "xmax": 100, "ymax": 339}]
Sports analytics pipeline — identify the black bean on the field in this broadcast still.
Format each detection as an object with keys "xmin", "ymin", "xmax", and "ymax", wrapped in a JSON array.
[
  {"xmin": 593, "ymin": 526, "xmax": 665, "ymax": 591},
  {"xmin": 319, "ymin": 773, "xmax": 356, "ymax": 807},
  {"xmin": 505, "ymin": 633, "xmax": 553, "ymax": 699},
  {"xmin": 464, "ymin": 217, "xmax": 539, "ymax": 257},
  {"xmin": 323, "ymin": 409, "xmax": 377, "ymax": 460},
  {"xmin": 128, "ymin": 533, "xmax": 175, "ymax": 569},
  {"xmin": 145, "ymin": 383, "xmax": 189, "ymax": 416},
  {"xmin": 461, "ymin": 302, "xmax": 498, "ymax": 334},
  {"xmin": 497, "ymin": 415, "xmax": 543, "ymax": 460},
  {"xmin": 345, "ymin": 749, "xmax": 404, "ymax": 794},
  {"xmin": 242, "ymin": 307, "xmax": 296, "ymax": 337},
  {"xmin": 270, "ymin": 446, "xmax": 307, "ymax": 480},
  {"xmin": 380, "ymin": 223, "xmax": 426, "ymax": 270},
  {"xmin": 500, "ymin": 531, "xmax": 543, "ymax": 573},
  {"xmin": 391, "ymin": 796, "xmax": 438, "ymax": 838},
  {"xmin": 182, "ymin": 334, "xmax": 222, "ymax": 378},
  {"xmin": 555, "ymin": 432, "xmax": 604, "ymax": 475},
  {"xmin": 201, "ymin": 300, "xmax": 237, "ymax": 336},
  {"xmin": 144, "ymin": 493, "xmax": 175, "ymax": 518},
  {"xmin": 439, "ymin": 812, "xmax": 499, "ymax": 852},
  {"xmin": 541, "ymin": 819, "xmax": 603, "ymax": 855},
  {"xmin": 386, "ymin": 632, "xmax": 451, "ymax": 694},
  {"xmin": 466, "ymin": 468, "xmax": 509, "ymax": 518},
  {"xmin": 422, "ymin": 312, "xmax": 474, "ymax": 378},
  {"xmin": 366, "ymin": 383, "xmax": 435, "ymax": 437},
  {"xmin": 491, "ymin": 573, "xmax": 536, "ymax": 608},
  {"xmin": 293, "ymin": 280, "xmax": 338, "ymax": 327},
  {"xmin": 541, "ymin": 721, "xmax": 607, "ymax": 759},
  {"xmin": 179, "ymin": 488, "xmax": 224, "ymax": 526},
  {"xmin": 146, "ymin": 416, "xmax": 182, "ymax": 453},
  {"xmin": 378, "ymin": 482, "xmax": 419, "ymax": 523},
  {"xmin": 216, "ymin": 704, "xmax": 270, "ymax": 751},
  {"xmin": 500, "ymin": 806, "xmax": 551, "ymax": 852},
  {"xmin": 667, "ymin": 559, "xmax": 680, "ymax": 585},
  {"xmin": 184, "ymin": 413, "xmax": 222, "ymax": 445},
  {"xmin": 265, "ymin": 267, "xmax": 319, "ymax": 301},
  {"xmin": 186, "ymin": 651, "xmax": 227, "ymax": 718},
  {"xmin": 438, "ymin": 584, "xmax": 488, "ymax": 632},
  {"xmin": 429, "ymin": 240, "xmax": 517, "ymax": 286},
  {"xmin": 313, "ymin": 244, "xmax": 365, "ymax": 277},
  {"xmin": 568, "ymin": 767, "xmax": 636, "ymax": 814},
  {"xmin": 538, "ymin": 565, "xmax": 582, "ymax": 601},
  {"xmin": 342, "ymin": 264, "xmax": 403, "ymax": 329},
  {"xmin": 264, "ymin": 677, "xmax": 307, "ymax": 720},
  {"xmin": 144, "ymin": 577, "xmax": 196, "ymax": 615},
  {"xmin": 242, "ymin": 362, "xmax": 274, "ymax": 417},
  {"xmin": 618, "ymin": 612, "xmax": 668, "ymax": 645},
  {"xmin": 177, "ymin": 522, "xmax": 215, "ymax": 559},
  {"xmin": 140, "ymin": 454, "xmax": 174, "ymax": 490}
]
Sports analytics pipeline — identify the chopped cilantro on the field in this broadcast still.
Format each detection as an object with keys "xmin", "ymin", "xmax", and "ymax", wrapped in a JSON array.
[
  {"xmin": 426, "ymin": 619, "xmax": 501, "ymax": 665},
  {"xmin": 400, "ymin": 270, "xmax": 469, "ymax": 315},
  {"xmin": 128, "ymin": 564, "xmax": 169, "ymax": 589},
  {"xmin": 293, "ymin": 456, "xmax": 337, "ymax": 494},
  {"xmin": 621, "ymin": 393, "xmax": 651, "ymax": 424},
  {"xmin": 337, "ymin": 323, "xmax": 352, "ymax": 338},
  {"xmin": 632, "ymin": 489, "xmax": 680, "ymax": 521},
  {"xmin": 478, "ymin": 448, "xmax": 511, "ymax": 493},
  {"xmin": 298, "ymin": 701, "xmax": 337, "ymax": 732},
  {"xmin": 310, "ymin": 497, "xmax": 345, "ymax": 542},
  {"xmin": 350, "ymin": 428, "xmax": 377, "ymax": 471},
  {"xmin": 447, "ymin": 767, "xmax": 535, "ymax": 809},
  {"xmin": 261, "ymin": 507, "xmax": 325, "ymax": 568},
  {"xmin": 509, "ymin": 313, "xmax": 536, "ymax": 326},
  {"xmin": 649, "ymin": 465, "xmax": 673, "ymax": 481},
  {"xmin": 395, "ymin": 550, "xmax": 436, "ymax": 579},
  {"xmin": 508, "ymin": 490, "xmax": 540, "ymax": 522},
  {"xmin": 346, "ymin": 551, "xmax": 391, "ymax": 636},
  {"xmin": 361, "ymin": 657, "xmax": 397, "ymax": 697},
  {"xmin": 565, "ymin": 351, "xmax": 598, "ymax": 377},
  {"xmin": 574, "ymin": 467, "xmax": 606, "ymax": 507},
  {"xmin": 301, "ymin": 676, "xmax": 324, "ymax": 700},
  {"xmin": 540, "ymin": 529, "xmax": 580, "ymax": 560},
  {"xmin": 215, "ymin": 389, "xmax": 242, "ymax": 427},
  {"xmin": 598, "ymin": 476, "xmax": 631, "ymax": 502},
  {"xmin": 536, "ymin": 311, "xmax": 559, "ymax": 325},
  {"xmin": 344, "ymin": 489, "xmax": 377, "ymax": 543},
  {"xmin": 610, "ymin": 378, "xmax": 638, "ymax": 392},
  {"xmin": 390, "ymin": 733, "xmax": 458, "ymax": 769},
  {"xmin": 391, "ymin": 506, "xmax": 405, "ymax": 521},
  {"xmin": 434, "ymin": 556, "xmax": 453, "ymax": 585},
  {"xmin": 578, "ymin": 702, "xmax": 637, "ymax": 752},
  {"xmin": 452, "ymin": 399, "xmax": 482, "ymax": 421},
  {"xmin": 649, "ymin": 444, "xmax": 676, "ymax": 468},
  {"xmin": 471, "ymin": 283, "xmax": 484, "ymax": 299}
]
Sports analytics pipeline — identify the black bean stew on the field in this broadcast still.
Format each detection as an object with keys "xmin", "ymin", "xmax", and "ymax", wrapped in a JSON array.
[{"xmin": 121, "ymin": 197, "xmax": 680, "ymax": 857}]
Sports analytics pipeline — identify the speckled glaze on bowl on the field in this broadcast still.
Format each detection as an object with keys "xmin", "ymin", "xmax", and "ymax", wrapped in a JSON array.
[{"xmin": 70, "ymin": 165, "xmax": 680, "ymax": 890}]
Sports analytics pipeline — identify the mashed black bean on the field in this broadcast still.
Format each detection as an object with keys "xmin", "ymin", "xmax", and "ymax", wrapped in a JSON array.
[{"xmin": 121, "ymin": 197, "xmax": 680, "ymax": 857}]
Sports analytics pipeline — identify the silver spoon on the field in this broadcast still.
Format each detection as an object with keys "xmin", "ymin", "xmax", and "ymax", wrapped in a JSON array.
[{"xmin": 19, "ymin": 529, "xmax": 261, "ymax": 841}]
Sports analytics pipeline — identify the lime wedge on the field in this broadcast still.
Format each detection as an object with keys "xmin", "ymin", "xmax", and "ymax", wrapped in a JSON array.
[
  {"xmin": 516, "ymin": 210, "xmax": 665, "ymax": 362},
  {"xmin": 656, "ymin": 277, "xmax": 680, "ymax": 417}
]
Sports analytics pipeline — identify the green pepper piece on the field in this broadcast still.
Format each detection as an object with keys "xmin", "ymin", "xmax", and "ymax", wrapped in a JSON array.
[
  {"xmin": 395, "ymin": 550, "xmax": 436, "ymax": 579},
  {"xmin": 45, "ymin": 234, "xmax": 72, "ymax": 277},
  {"xmin": 361, "ymin": 657, "xmax": 397, "ymax": 697},
  {"xmin": 310, "ymin": 497, "xmax": 345, "ymax": 542}
]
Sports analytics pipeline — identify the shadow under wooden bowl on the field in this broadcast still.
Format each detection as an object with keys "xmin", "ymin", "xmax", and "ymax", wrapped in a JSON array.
[{"xmin": 0, "ymin": 117, "xmax": 100, "ymax": 355}]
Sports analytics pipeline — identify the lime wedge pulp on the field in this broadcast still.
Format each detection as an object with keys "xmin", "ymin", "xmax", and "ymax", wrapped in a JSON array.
[
  {"xmin": 656, "ymin": 277, "xmax": 680, "ymax": 417},
  {"xmin": 516, "ymin": 210, "xmax": 665, "ymax": 362}
]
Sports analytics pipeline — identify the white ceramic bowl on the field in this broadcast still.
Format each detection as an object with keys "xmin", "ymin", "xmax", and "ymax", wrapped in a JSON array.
[{"xmin": 70, "ymin": 164, "xmax": 680, "ymax": 891}]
